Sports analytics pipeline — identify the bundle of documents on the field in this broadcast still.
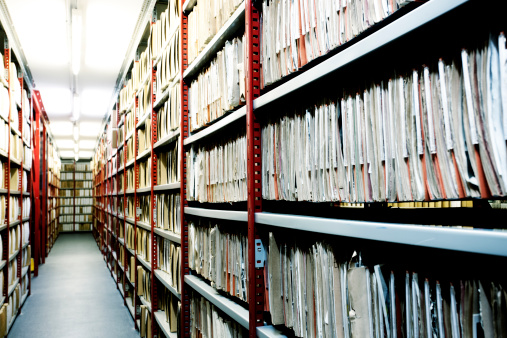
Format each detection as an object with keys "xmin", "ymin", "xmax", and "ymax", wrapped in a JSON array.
[
  {"xmin": 157, "ymin": 86, "xmax": 180, "ymax": 139},
  {"xmin": 21, "ymin": 114, "xmax": 30, "ymax": 144},
  {"xmin": 138, "ymin": 118, "xmax": 152, "ymax": 154},
  {"xmin": 139, "ymin": 304, "xmax": 152, "ymax": 338},
  {"xmin": 133, "ymin": 47, "xmax": 152, "ymax": 94},
  {"xmin": 138, "ymin": 159, "xmax": 152, "ymax": 189},
  {"xmin": 156, "ymin": 29, "xmax": 180, "ymax": 95},
  {"xmin": 119, "ymin": 173, "xmax": 124, "ymax": 192},
  {"xmin": 126, "ymin": 138, "xmax": 135, "ymax": 163},
  {"xmin": 0, "ymin": 161, "xmax": 4, "ymax": 189},
  {"xmin": 10, "ymin": 132, "xmax": 22, "ymax": 162},
  {"xmin": 187, "ymin": 133, "xmax": 247, "ymax": 203},
  {"xmin": 260, "ymin": 0, "xmax": 419, "ymax": 87},
  {"xmin": 126, "ymin": 167, "xmax": 135, "ymax": 191},
  {"xmin": 190, "ymin": 289, "xmax": 248, "ymax": 338},
  {"xmin": 10, "ymin": 62, "xmax": 21, "ymax": 108},
  {"xmin": 155, "ymin": 193, "xmax": 180, "ymax": 233},
  {"xmin": 127, "ymin": 196, "xmax": 135, "ymax": 218},
  {"xmin": 189, "ymin": 36, "xmax": 246, "ymax": 132},
  {"xmin": 187, "ymin": 0, "xmax": 243, "ymax": 65},
  {"xmin": 157, "ymin": 141, "xmax": 180, "ymax": 185},
  {"xmin": 22, "ymin": 197, "xmax": 30, "ymax": 218},
  {"xmin": 125, "ymin": 110, "xmax": 135, "ymax": 137},
  {"xmin": 23, "ymin": 145, "xmax": 31, "ymax": 171},
  {"xmin": 9, "ymin": 196, "xmax": 19, "ymax": 220},
  {"xmin": 189, "ymin": 219, "xmax": 248, "ymax": 302},
  {"xmin": 158, "ymin": 281, "xmax": 180, "ymax": 333},
  {"xmin": 22, "ymin": 245, "xmax": 30, "ymax": 267},
  {"xmin": 126, "ymin": 222, "xmax": 135, "ymax": 252},
  {"xmin": 151, "ymin": 0, "xmax": 180, "ymax": 62},
  {"xmin": 262, "ymin": 33, "xmax": 507, "ymax": 202},
  {"xmin": 120, "ymin": 78, "xmax": 135, "ymax": 111},
  {"xmin": 0, "ymin": 119, "xmax": 7, "ymax": 153},
  {"xmin": 138, "ymin": 82, "xmax": 152, "ymax": 123},
  {"xmin": 136, "ymin": 226, "xmax": 151, "ymax": 263},
  {"xmin": 9, "ymin": 226, "xmax": 19, "ymax": 254},
  {"xmin": 266, "ymin": 232, "xmax": 507, "ymax": 337},
  {"xmin": 0, "ymin": 84, "xmax": 8, "ymax": 121},
  {"xmin": 137, "ymin": 266, "xmax": 151, "ymax": 304},
  {"xmin": 138, "ymin": 195, "xmax": 151, "ymax": 224},
  {"xmin": 158, "ymin": 237, "xmax": 181, "ymax": 293},
  {"xmin": 22, "ymin": 221, "xmax": 29, "ymax": 245}
]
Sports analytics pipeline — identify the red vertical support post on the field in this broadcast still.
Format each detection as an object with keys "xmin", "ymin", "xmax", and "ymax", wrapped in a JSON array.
[
  {"xmin": 29, "ymin": 92, "xmax": 34, "ymax": 294},
  {"xmin": 17, "ymin": 76, "xmax": 23, "ymax": 282},
  {"xmin": 150, "ymin": 60, "xmax": 159, "ymax": 336},
  {"xmin": 41, "ymin": 123, "xmax": 47, "ymax": 262},
  {"xmin": 123, "ymin": 96, "xmax": 128, "ymax": 306},
  {"xmin": 73, "ymin": 161, "xmax": 76, "ymax": 232},
  {"xmin": 180, "ymin": 0, "xmax": 190, "ymax": 335},
  {"xmin": 246, "ymin": 0, "xmax": 264, "ymax": 334},
  {"xmin": 32, "ymin": 91, "xmax": 41, "ymax": 277},
  {"xmin": 134, "ymin": 92, "xmax": 140, "ymax": 328},
  {"xmin": 3, "ymin": 39, "xmax": 11, "ymax": 298}
]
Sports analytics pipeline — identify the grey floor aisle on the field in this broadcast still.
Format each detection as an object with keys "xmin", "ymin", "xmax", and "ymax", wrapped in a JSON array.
[{"xmin": 9, "ymin": 233, "xmax": 138, "ymax": 338}]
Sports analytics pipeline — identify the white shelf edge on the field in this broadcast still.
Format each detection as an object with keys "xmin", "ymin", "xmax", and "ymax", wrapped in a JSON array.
[
  {"xmin": 153, "ymin": 182, "xmax": 180, "ymax": 192},
  {"xmin": 154, "ymin": 129, "xmax": 180, "ymax": 150},
  {"xmin": 140, "ymin": 295, "xmax": 152, "ymax": 313},
  {"xmin": 183, "ymin": 2, "xmax": 245, "ymax": 80},
  {"xmin": 185, "ymin": 274, "xmax": 248, "ymax": 329},
  {"xmin": 137, "ymin": 254, "xmax": 152, "ymax": 271},
  {"xmin": 8, "ymin": 278, "xmax": 19, "ymax": 297},
  {"xmin": 154, "ymin": 269, "xmax": 181, "ymax": 300},
  {"xmin": 255, "ymin": 212, "xmax": 507, "ymax": 257},
  {"xmin": 136, "ymin": 186, "xmax": 152, "ymax": 194},
  {"xmin": 154, "ymin": 227, "xmax": 181, "ymax": 244},
  {"xmin": 137, "ymin": 220, "xmax": 151, "ymax": 231},
  {"xmin": 254, "ymin": 0, "xmax": 469, "ymax": 110},
  {"xmin": 136, "ymin": 148, "xmax": 151, "ymax": 161},
  {"xmin": 184, "ymin": 106, "xmax": 246, "ymax": 146},
  {"xmin": 184, "ymin": 207, "xmax": 247, "ymax": 222},
  {"xmin": 182, "ymin": 0, "xmax": 197, "ymax": 13},
  {"xmin": 154, "ymin": 310, "xmax": 178, "ymax": 338}
]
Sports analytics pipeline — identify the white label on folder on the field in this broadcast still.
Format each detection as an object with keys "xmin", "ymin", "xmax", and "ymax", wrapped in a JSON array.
[
  {"xmin": 438, "ymin": 59, "xmax": 453, "ymax": 150},
  {"xmin": 461, "ymin": 50, "xmax": 479, "ymax": 145},
  {"xmin": 423, "ymin": 67, "xmax": 437, "ymax": 154},
  {"xmin": 136, "ymin": 207, "xmax": 141, "ymax": 217},
  {"xmin": 412, "ymin": 71, "xmax": 424, "ymax": 155}
]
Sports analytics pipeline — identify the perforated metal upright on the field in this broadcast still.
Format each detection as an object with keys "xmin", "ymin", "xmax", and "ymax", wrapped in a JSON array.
[
  {"xmin": 246, "ymin": 0, "xmax": 264, "ymax": 334},
  {"xmin": 149, "ymin": 56, "xmax": 159, "ymax": 337},
  {"xmin": 16, "ymin": 74, "xmax": 24, "ymax": 284},
  {"xmin": 180, "ymin": 0, "xmax": 190, "ymax": 334},
  {"xmin": 134, "ymin": 90, "xmax": 140, "ymax": 329},
  {"xmin": 2, "ymin": 39, "xmax": 11, "ymax": 299}
]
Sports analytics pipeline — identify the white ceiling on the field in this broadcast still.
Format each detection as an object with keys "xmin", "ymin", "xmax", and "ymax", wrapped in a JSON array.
[{"xmin": 5, "ymin": 0, "xmax": 144, "ymax": 158}]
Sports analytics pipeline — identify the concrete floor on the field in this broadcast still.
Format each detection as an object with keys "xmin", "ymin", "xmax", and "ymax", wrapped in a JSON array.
[{"xmin": 9, "ymin": 233, "xmax": 138, "ymax": 338}]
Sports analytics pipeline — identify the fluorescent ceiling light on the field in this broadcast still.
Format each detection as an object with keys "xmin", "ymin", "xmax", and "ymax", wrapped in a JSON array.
[
  {"xmin": 6, "ymin": 0, "xmax": 69, "ymax": 68},
  {"xmin": 38, "ymin": 87, "xmax": 72, "ymax": 117},
  {"xmin": 55, "ymin": 139, "xmax": 76, "ymax": 150},
  {"xmin": 75, "ymin": 153, "xmax": 79, "ymax": 161},
  {"xmin": 50, "ymin": 121, "xmax": 74, "ymax": 137},
  {"xmin": 80, "ymin": 121, "xmax": 102, "ymax": 137},
  {"xmin": 72, "ymin": 8, "xmax": 82, "ymax": 75},
  {"xmin": 79, "ymin": 150, "xmax": 94, "ymax": 158},
  {"xmin": 74, "ymin": 143, "xmax": 79, "ymax": 153},
  {"xmin": 73, "ymin": 124, "xmax": 79, "ymax": 141},
  {"xmin": 73, "ymin": 93, "xmax": 80, "ymax": 121},
  {"xmin": 60, "ymin": 150, "xmax": 75, "ymax": 158},
  {"xmin": 79, "ymin": 139, "xmax": 96, "ymax": 150},
  {"xmin": 81, "ymin": 88, "xmax": 112, "ymax": 118}
]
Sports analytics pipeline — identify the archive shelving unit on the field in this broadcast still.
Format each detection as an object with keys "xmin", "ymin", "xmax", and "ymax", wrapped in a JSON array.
[
  {"xmin": 0, "ymin": 34, "xmax": 34, "ymax": 334},
  {"xmin": 92, "ymin": 0, "xmax": 507, "ymax": 337},
  {"xmin": 60, "ymin": 161, "xmax": 93, "ymax": 233},
  {"xmin": 46, "ymin": 140, "xmax": 60, "ymax": 253}
]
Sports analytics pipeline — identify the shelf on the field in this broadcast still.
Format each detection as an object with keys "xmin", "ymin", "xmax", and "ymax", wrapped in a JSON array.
[
  {"xmin": 125, "ymin": 189, "xmax": 135, "ymax": 195},
  {"xmin": 140, "ymin": 296, "xmax": 152, "ymax": 313},
  {"xmin": 182, "ymin": 0, "xmax": 197, "ymax": 13},
  {"xmin": 253, "ymin": 0, "xmax": 469, "ymax": 111},
  {"xmin": 136, "ymin": 148, "xmax": 151, "ymax": 162},
  {"xmin": 183, "ymin": 2, "xmax": 245, "ymax": 80},
  {"xmin": 185, "ymin": 274, "xmax": 248, "ymax": 329},
  {"xmin": 136, "ymin": 186, "xmax": 152, "ymax": 194},
  {"xmin": 137, "ymin": 254, "xmax": 151, "ymax": 271},
  {"xmin": 8, "ymin": 278, "xmax": 19, "ymax": 297},
  {"xmin": 125, "ymin": 129, "xmax": 135, "ymax": 143},
  {"xmin": 136, "ymin": 112, "xmax": 151, "ymax": 130},
  {"xmin": 184, "ymin": 207, "xmax": 247, "ymax": 222},
  {"xmin": 127, "ymin": 246, "xmax": 135, "ymax": 256},
  {"xmin": 9, "ymin": 249, "xmax": 19, "ymax": 262},
  {"xmin": 119, "ymin": 238, "xmax": 125, "ymax": 246},
  {"xmin": 153, "ymin": 75, "xmax": 180, "ymax": 110},
  {"xmin": 154, "ymin": 310, "xmax": 177, "ymax": 338},
  {"xmin": 154, "ymin": 22, "xmax": 181, "ymax": 67},
  {"xmin": 184, "ymin": 106, "xmax": 246, "ymax": 146},
  {"xmin": 0, "ymin": 260, "xmax": 6, "ymax": 270},
  {"xmin": 126, "ymin": 218, "xmax": 135, "ymax": 225},
  {"xmin": 154, "ymin": 269, "xmax": 180, "ymax": 299},
  {"xmin": 255, "ymin": 212, "xmax": 507, "ymax": 257},
  {"xmin": 22, "ymin": 265, "xmax": 29, "ymax": 278},
  {"xmin": 154, "ymin": 129, "xmax": 180, "ymax": 150},
  {"xmin": 153, "ymin": 182, "xmax": 180, "ymax": 192},
  {"xmin": 154, "ymin": 228, "xmax": 180, "ymax": 244},
  {"xmin": 137, "ymin": 220, "xmax": 151, "ymax": 232},
  {"xmin": 125, "ymin": 158, "xmax": 135, "ymax": 169},
  {"xmin": 136, "ymin": 72, "xmax": 151, "ymax": 96}
]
